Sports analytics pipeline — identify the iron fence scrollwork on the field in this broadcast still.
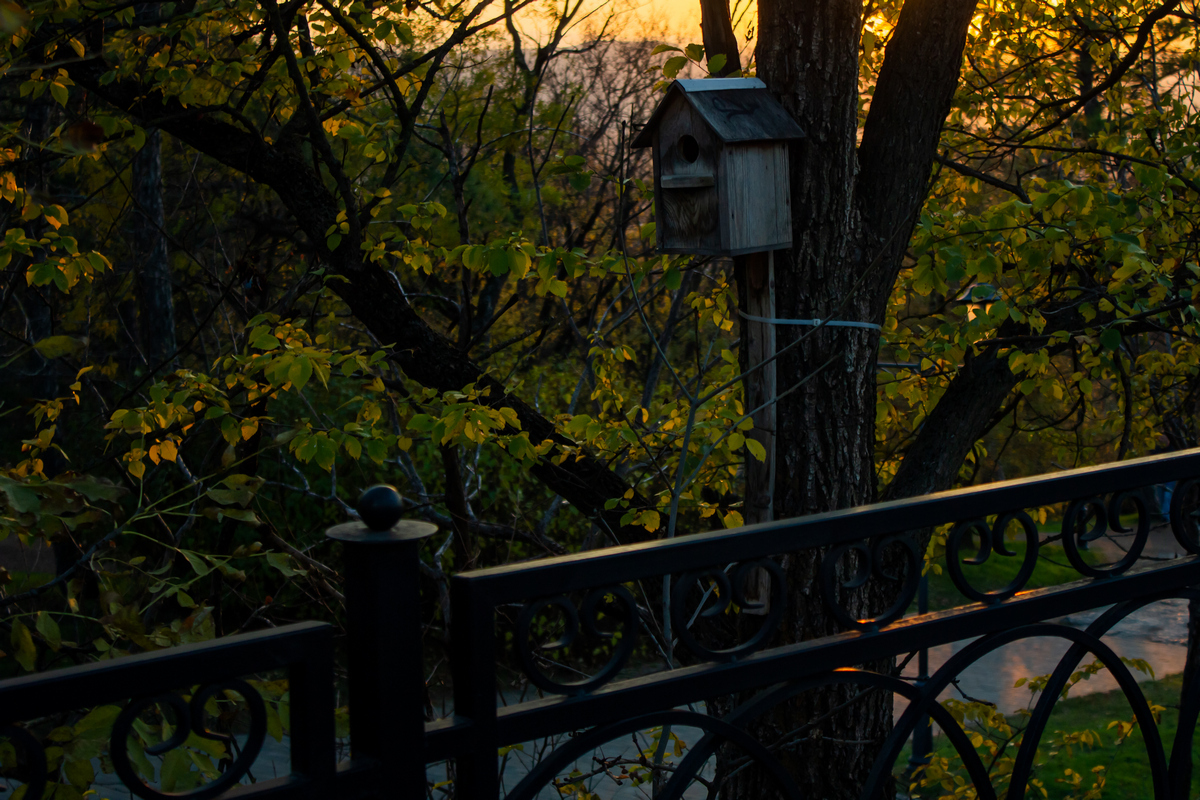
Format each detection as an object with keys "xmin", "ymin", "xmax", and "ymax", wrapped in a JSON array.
[{"xmin": 109, "ymin": 679, "xmax": 268, "ymax": 800}]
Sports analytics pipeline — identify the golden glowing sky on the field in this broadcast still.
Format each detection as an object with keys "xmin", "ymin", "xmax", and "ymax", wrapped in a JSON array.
[
  {"xmin": 629, "ymin": 0, "xmax": 758, "ymax": 50},
  {"xmin": 643, "ymin": 0, "xmax": 703, "ymax": 40},
  {"xmin": 515, "ymin": 0, "xmax": 753, "ymax": 52}
]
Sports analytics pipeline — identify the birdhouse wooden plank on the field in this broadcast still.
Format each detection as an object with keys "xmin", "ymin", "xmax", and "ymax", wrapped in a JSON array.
[{"xmin": 632, "ymin": 78, "xmax": 804, "ymax": 257}]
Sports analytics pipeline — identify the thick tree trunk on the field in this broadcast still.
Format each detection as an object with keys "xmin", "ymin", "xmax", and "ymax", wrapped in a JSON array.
[
  {"xmin": 718, "ymin": 0, "xmax": 981, "ymax": 797},
  {"xmin": 733, "ymin": 5, "xmax": 890, "ymax": 797},
  {"xmin": 884, "ymin": 346, "xmax": 1019, "ymax": 501}
]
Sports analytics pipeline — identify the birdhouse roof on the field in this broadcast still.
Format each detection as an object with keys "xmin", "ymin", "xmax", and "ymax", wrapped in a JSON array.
[{"xmin": 631, "ymin": 78, "xmax": 805, "ymax": 148}]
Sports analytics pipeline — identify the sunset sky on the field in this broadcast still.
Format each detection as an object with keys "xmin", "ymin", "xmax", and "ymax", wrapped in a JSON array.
[
  {"xmin": 520, "ymin": 0, "xmax": 753, "ymax": 49},
  {"xmin": 641, "ymin": 0, "xmax": 703, "ymax": 40}
]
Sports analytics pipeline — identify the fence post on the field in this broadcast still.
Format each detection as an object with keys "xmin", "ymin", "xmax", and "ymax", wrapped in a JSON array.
[{"xmin": 326, "ymin": 485, "xmax": 437, "ymax": 798}]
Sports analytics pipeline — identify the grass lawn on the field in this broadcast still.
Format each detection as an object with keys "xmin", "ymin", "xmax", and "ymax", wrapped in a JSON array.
[
  {"xmin": 896, "ymin": 672, "xmax": 1200, "ymax": 799},
  {"xmin": 920, "ymin": 540, "xmax": 1099, "ymax": 612}
]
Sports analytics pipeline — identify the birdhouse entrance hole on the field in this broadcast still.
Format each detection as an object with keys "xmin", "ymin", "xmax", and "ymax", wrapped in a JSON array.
[{"xmin": 678, "ymin": 134, "xmax": 700, "ymax": 163}]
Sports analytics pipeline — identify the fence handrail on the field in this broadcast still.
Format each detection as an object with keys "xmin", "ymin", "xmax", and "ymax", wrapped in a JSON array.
[{"xmin": 455, "ymin": 447, "xmax": 1200, "ymax": 602}]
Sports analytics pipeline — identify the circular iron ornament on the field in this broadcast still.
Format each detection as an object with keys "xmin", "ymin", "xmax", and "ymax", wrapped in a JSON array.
[
  {"xmin": 670, "ymin": 558, "xmax": 787, "ymax": 662},
  {"xmin": 0, "ymin": 724, "xmax": 47, "ymax": 800},
  {"xmin": 819, "ymin": 535, "xmax": 920, "ymax": 631},
  {"xmin": 945, "ymin": 511, "xmax": 1040, "ymax": 604},
  {"xmin": 515, "ymin": 586, "xmax": 640, "ymax": 696},
  {"xmin": 111, "ymin": 679, "xmax": 267, "ymax": 800},
  {"xmin": 505, "ymin": 709, "xmax": 801, "ymax": 800},
  {"xmin": 1062, "ymin": 492, "xmax": 1147, "ymax": 577},
  {"xmin": 1170, "ymin": 478, "xmax": 1200, "ymax": 554}
]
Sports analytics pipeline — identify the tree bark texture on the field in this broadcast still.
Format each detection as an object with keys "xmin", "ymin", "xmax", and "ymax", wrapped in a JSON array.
[
  {"xmin": 716, "ymin": 0, "xmax": 982, "ymax": 797},
  {"xmin": 699, "ymin": 0, "xmax": 742, "ymax": 75},
  {"xmin": 132, "ymin": 128, "xmax": 177, "ymax": 370}
]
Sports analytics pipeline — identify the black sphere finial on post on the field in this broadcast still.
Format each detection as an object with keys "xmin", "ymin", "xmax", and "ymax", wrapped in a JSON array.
[
  {"xmin": 325, "ymin": 484, "xmax": 436, "ymax": 797},
  {"xmin": 326, "ymin": 484, "xmax": 435, "ymax": 543},
  {"xmin": 356, "ymin": 484, "xmax": 405, "ymax": 531}
]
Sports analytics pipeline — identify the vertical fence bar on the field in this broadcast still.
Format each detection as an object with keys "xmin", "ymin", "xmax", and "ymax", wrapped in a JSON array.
[
  {"xmin": 451, "ymin": 574, "xmax": 499, "ymax": 798},
  {"xmin": 327, "ymin": 507, "xmax": 437, "ymax": 799},
  {"xmin": 908, "ymin": 572, "xmax": 933, "ymax": 778}
]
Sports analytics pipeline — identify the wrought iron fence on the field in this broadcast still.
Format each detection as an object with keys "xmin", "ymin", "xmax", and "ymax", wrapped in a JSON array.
[{"xmin": 4, "ymin": 449, "xmax": 1200, "ymax": 798}]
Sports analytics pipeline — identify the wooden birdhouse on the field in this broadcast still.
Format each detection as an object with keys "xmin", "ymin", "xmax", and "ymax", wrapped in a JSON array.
[{"xmin": 631, "ymin": 78, "xmax": 805, "ymax": 256}]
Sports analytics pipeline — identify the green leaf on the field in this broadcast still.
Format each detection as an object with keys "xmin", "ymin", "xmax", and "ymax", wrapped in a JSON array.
[
  {"xmin": 1099, "ymin": 327, "xmax": 1122, "ymax": 350},
  {"xmin": 568, "ymin": 172, "xmax": 592, "ymax": 191},
  {"xmin": 508, "ymin": 248, "xmax": 531, "ymax": 280},
  {"xmin": 635, "ymin": 509, "xmax": 661, "ymax": 532},
  {"xmin": 463, "ymin": 245, "xmax": 486, "ymax": 271},
  {"xmin": 206, "ymin": 487, "xmax": 253, "ymax": 506},
  {"xmin": 33, "ymin": 335, "xmax": 85, "ymax": 359},
  {"xmin": 0, "ymin": 476, "xmax": 40, "ymax": 513},
  {"xmin": 159, "ymin": 749, "xmax": 190, "ymax": 793},
  {"xmin": 266, "ymin": 552, "xmax": 307, "ymax": 577},
  {"xmin": 488, "ymin": 247, "xmax": 509, "ymax": 276},
  {"xmin": 11, "ymin": 619, "xmax": 36, "ymax": 671},
  {"xmin": 36, "ymin": 611, "xmax": 61, "ymax": 651},
  {"xmin": 663, "ymin": 265, "xmax": 681, "ymax": 290},
  {"xmin": 288, "ymin": 356, "xmax": 313, "ymax": 391},
  {"xmin": 50, "ymin": 81, "xmax": 68, "ymax": 106},
  {"xmin": 181, "ymin": 550, "xmax": 210, "ymax": 576},
  {"xmin": 651, "ymin": 44, "xmax": 682, "ymax": 55},
  {"xmin": 219, "ymin": 508, "xmax": 261, "ymax": 526},
  {"xmin": 746, "ymin": 439, "xmax": 767, "ymax": 462},
  {"xmin": 313, "ymin": 435, "xmax": 337, "ymax": 470},
  {"xmin": 662, "ymin": 56, "xmax": 688, "ymax": 79},
  {"xmin": 74, "ymin": 705, "xmax": 121, "ymax": 737},
  {"xmin": 707, "ymin": 53, "xmax": 727, "ymax": 74},
  {"xmin": 63, "ymin": 757, "xmax": 94, "ymax": 789},
  {"xmin": 68, "ymin": 477, "xmax": 124, "ymax": 502},
  {"xmin": 684, "ymin": 43, "xmax": 704, "ymax": 62}
]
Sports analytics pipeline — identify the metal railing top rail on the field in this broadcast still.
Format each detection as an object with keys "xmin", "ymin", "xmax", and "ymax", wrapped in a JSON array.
[
  {"xmin": 454, "ymin": 447, "xmax": 1200, "ymax": 603},
  {"xmin": 0, "ymin": 621, "xmax": 330, "ymax": 721}
]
